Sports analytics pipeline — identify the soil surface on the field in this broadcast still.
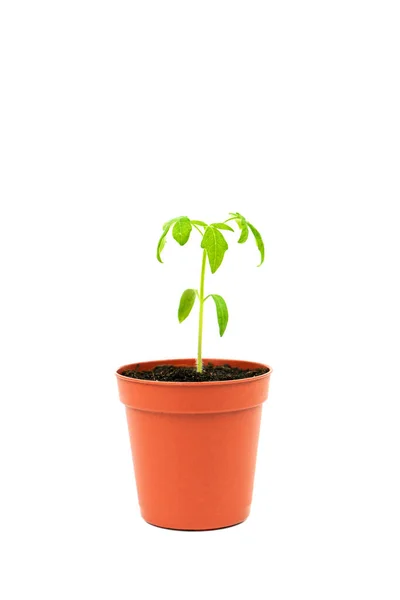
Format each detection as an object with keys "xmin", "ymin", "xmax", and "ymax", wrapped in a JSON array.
[{"xmin": 121, "ymin": 363, "xmax": 269, "ymax": 382}]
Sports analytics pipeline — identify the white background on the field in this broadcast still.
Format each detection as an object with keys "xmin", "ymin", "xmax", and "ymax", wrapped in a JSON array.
[{"xmin": 1, "ymin": 1, "xmax": 399, "ymax": 598}]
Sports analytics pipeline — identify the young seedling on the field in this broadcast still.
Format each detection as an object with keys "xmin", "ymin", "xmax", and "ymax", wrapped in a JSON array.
[{"xmin": 157, "ymin": 213, "xmax": 265, "ymax": 373}]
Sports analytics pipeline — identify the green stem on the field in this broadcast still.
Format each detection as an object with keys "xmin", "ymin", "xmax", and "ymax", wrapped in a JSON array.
[
  {"xmin": 192, "ymin": 223, "xmax": 204, "ymax": 236},
  {"xmin": 197, "ymin": 249, "xmax": 207, "ymax": 372}
]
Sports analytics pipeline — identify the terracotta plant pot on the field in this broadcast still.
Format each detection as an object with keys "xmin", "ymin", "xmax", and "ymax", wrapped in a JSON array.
[{"xmin": 116, "ymin": 358, "xmax": 272, "ymax": 531}]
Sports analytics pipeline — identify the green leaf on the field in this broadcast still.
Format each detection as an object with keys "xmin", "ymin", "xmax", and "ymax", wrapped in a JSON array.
[
  {"xmin": 201, "ymin": 226, "xmax": 229, "ymax": 274},
  {"xmin": 247, "ymin": 222, "xmax": 265, "ymax": 266},
  {"xmin": 178, "ymin": 289, "xmax": 197, "ymax": 323},
  {"xmin": 191, "ymin": 220, "xmax": 208, "ymax": 227},
  {"xmin": 237, "ymin": 219, "xmax": 249, "ymax": 243},
  {"xmin": 163, "ymin": 217, "xmax": 179, "ymax": 229},
  {"xmin": 156, "ymin": 220, "xmax": 175, "ymax": 263},
  {"xmin": 210, "ymin": 294, "xmax": 229, "ymax": 336},
  {"xmin": 172, "ymin": 216, "xmax": 192, "ymax": 246},
  {"xmin": 211, "ymin": 222, "xmax": 234, "ymax": 231},
  {"xmin": 158, "ymin": 234, "xmax": 167, "ymax": 256}
]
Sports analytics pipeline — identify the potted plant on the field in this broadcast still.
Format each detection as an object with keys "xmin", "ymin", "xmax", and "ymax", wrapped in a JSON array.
[{"xmin": 116, "ymin": 213, "xmax": 272, "ymax": 530}]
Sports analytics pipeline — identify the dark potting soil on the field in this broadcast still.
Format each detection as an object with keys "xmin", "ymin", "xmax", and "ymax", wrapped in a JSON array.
[{"xmin": 121, "ymin": 363, "xmax": 269, "ymax": 383}]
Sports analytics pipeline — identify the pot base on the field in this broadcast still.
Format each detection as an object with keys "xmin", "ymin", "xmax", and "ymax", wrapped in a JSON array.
[
  {"xmin": 144, "ymin": 519, "xmax": 247, "ymax": 532},
  {"xmin": 140, "ymin": 505, "xmax": 251, "ymax": 531}
]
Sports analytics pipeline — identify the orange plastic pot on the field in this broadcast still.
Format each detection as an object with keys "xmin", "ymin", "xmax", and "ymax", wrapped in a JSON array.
[{"xmin": 116, "ymin": 358, "xmax": 272, "ymax": 531}]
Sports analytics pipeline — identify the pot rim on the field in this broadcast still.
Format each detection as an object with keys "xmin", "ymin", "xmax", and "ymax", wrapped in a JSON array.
[{"xmin": 115, "ymin": 358, "xmax": 272, "ymax": 387}]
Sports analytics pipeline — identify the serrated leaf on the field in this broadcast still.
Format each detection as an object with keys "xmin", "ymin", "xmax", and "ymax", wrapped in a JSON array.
[
  {"xmin": 210, "ymin": 294, "xmax": 229, "ymax": 336},
  {"xmin": 172, "ymin": 217, "xmax": 192, "ymax": 246},
  {"xmin": 156, "ymin": 220, "xmax": 175, "ymax": 263},
  {"xmin": 211, "ymin": 222, "xmax": 234, "ymax": 231},
  {"xmin": 178, "ymin": 289, "xmax": 197, "ymax": 323},
  {"xmin": 201, "ymin": 226, "xmax": 229, "ymax": 274},
  {"xmin": 237, "ymin": 219, "xmax": 249, "ymax": 243},
  {"xmin": 247, "ymin": 222, "xmax": 265, "ymax": 266},
  {"xmin": 191, "ymin": 220, "xmax": 208, "ymax": 227}
]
